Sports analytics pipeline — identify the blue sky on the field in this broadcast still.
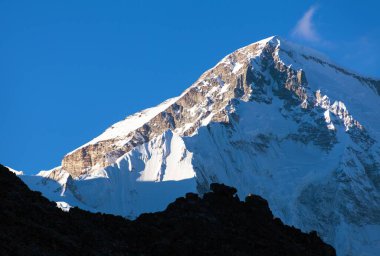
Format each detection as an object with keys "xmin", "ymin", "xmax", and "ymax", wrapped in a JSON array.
[{"xmin": 1, "ymin": 0, "xmax": 379, "ymax": 174}]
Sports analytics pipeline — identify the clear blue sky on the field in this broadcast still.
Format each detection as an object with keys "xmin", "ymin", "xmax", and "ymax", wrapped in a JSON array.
[{"xmin": 1, "ymin": 0, "xmax": 379, "ymax": 174}]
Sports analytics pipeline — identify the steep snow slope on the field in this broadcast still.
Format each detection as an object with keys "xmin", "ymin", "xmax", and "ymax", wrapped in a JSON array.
[{"xmin": 19, "ymin": 36, "xmax": 380, "ymax": 256}]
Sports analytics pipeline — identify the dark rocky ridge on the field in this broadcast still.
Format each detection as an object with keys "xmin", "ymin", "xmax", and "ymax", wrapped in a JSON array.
[{"xmin": 0, "ymin": 164, "xmax": 335, "ymax": 256}]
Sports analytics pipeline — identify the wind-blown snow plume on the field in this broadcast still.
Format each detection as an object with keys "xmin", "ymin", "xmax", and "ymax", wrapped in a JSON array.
[{"xmin": 292, "ymin": 5, "xmax": 320, "ymax": 42}]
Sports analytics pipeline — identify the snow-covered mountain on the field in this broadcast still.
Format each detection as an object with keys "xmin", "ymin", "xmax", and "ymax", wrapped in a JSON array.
[{"xmin": 19, "ymin": 36, "xmax": 380, "ymax": 256}]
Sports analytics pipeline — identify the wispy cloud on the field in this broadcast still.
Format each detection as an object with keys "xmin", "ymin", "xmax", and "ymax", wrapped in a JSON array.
[{"xmin": 292, "ymin": 5, "xmax": 319, "ymax": 42}]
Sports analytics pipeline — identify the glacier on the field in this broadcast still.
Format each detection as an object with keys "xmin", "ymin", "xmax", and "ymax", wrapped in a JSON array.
[{"xmin": 18, "ymin": 36, "xmax": 380, "ymax": 256}]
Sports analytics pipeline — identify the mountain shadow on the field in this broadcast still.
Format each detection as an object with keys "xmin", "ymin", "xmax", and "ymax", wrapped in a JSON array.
[{"xmin": 0, "ymin": 164, "xmax": 335, "ymax": 256}]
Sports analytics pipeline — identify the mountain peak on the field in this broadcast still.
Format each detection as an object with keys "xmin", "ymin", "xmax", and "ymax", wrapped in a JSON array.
[
  {"xmin": 56, "ymin": 35, "xmax": 380, "ymax": 187},
  {"xmin": 252, "ymin": 35, "xmax": 280, "ymax": 45},
  {"xmin": 20, "ymin": 36, "xmax": 380, "ymax": 256}
]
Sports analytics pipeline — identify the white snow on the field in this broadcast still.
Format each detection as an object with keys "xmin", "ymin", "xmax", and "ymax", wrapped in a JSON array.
[
  {"xmin": 276, "ymin": 37, "xmax": 380, "ymax": 138},
  {"xmin": 56, "ymin": 201, "xmax": 72, "ymax": 212},
  {"xmin": 232, "ymin": 62, "xmax": 243, "ymax": 74},
  {"xmin": 5, "ymin": 166, "xmax": 24, "ymax": 175},
  {"xmin": 66, "ymin": 96, "xmax": 180, "ymax": 155}
]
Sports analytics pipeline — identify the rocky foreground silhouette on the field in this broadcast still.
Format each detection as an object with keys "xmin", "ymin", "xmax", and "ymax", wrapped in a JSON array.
[{"xmin": 0, "ymin": 164, "xmax": 335, "ymax": 256}]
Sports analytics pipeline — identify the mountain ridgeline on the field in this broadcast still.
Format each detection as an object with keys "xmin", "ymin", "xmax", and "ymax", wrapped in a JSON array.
[
  {"xmin": 17, "ymin": 36, "xmax": 380, "ymax": 255},
  {"xmin": 0, "ymin": 165, "xmax": 335, "ymax": 256}
]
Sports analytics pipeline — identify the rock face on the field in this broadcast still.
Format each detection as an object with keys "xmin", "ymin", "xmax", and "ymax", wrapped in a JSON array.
[
  {"xmin": 61, "ymin": 41, "xmax": 267, "ymax": 178},
  {"xmin": 0, "ymin": 165, "xmax": 335, "ymax": 256},
  {"xmin": 20, "ymin": 36, "xmax": 380, "ymax": 256}
]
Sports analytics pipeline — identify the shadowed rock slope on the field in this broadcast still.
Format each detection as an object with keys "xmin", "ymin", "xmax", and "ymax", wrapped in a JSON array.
[{"xmin": 0, "ymin": 165, "xmax": 335, "ymax": 256}]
